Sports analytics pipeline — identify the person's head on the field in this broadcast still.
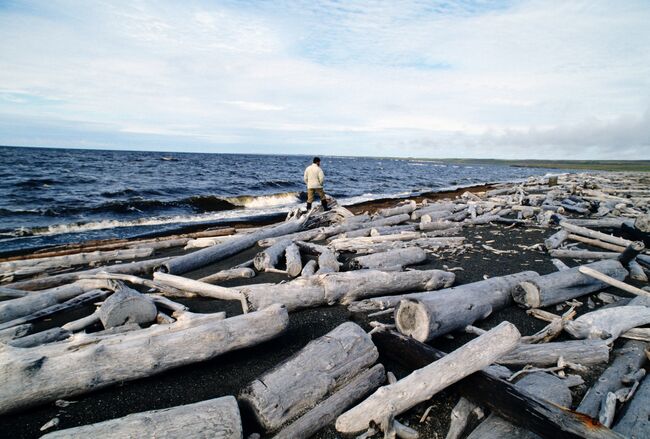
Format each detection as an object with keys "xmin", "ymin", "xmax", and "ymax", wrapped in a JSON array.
[{"xmin": 313, "ymin": 157, "xmax": 321, "ymax": 165}]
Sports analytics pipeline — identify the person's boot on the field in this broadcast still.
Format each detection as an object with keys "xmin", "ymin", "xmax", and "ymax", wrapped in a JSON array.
[
  {"xmin": 306, "ymin": 202, "xmax": 312, "ymax": 211},
  {"xmin": 322, "ymin": 199, "xmax": 330, "ymax": 211}
]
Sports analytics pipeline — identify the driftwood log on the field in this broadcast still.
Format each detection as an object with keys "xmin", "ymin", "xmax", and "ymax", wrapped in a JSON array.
[
  {"xmin": 7, "ymin": 327, "xmax": 72, "ymax": 348},
  {"xmin": 41, "ymin": 395, "xmax": 243, "ymax": 439},
  {"xmin": 335, "ymin": 322, "xmax": 520, "ymax": 434},
  {"xmin": 97, "ymin": 285, "xmax": 157, "ymax": 329},
  {"xmin": 198, "ymin": 267, "xmax": 255, "ymax": 284},
  {"xmin": 350, "ymin": 247, "xmax": 426, "ymax": 271},
  {"xmin": 254, "ymin": 239, "xmax": 292, "ymax": 271},
  {"xmin": 0, "ymin": 304, "xmax": 288, "ymax": 414},
  {"xmin": 497, "ymin": 339, "xmax": 610, "ymax": 367},
  {"xmin": 612, "ymin": 373, "xmax": 650, "ymax": 438},
  {"xmin": 153, "ymin": 272, "xmax": 242, "ymax": 301},
  {"xmin": 564, "ymin": 306, "xmax": 650, "ymax": 340},
  {"xmin": 239, "ymin": 322, "xmax": 378, "ymax": 432},
  {"xmin": 283, "ymin": 243, "xmax": 302, "ymax": 277}
]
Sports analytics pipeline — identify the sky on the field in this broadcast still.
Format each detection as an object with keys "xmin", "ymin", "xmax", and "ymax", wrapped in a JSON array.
[{"xmin": 0, "ymin": 0, "xmax": 649, "ymax": 159}]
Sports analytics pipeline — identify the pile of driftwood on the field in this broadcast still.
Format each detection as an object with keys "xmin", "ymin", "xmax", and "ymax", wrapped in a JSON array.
[{"xmin": 1, "ymin": 172, "xmax": 649, "ymax": 439}]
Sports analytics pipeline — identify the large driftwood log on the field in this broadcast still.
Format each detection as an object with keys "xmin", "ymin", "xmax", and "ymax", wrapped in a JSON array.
[
  {"xmin": 240, "ymin": 322, "xmax": 378, "ymax": 432},
  {"xmin": 350, "ymin": 247, "xmax": 426, "ymax": 270},
  {"xmin": 98, "ymin": 285, "xmax": 157, "ymax": 329},
  {"xmin": 411, "ymin": 202, "xmax": 461, "ymax": 220},
  {"xmin": 335, "ymin": 322, "xmax": 520, "ymax": 434},
  {"xmin": 301, "ymin": 260, "xmax": 317, "ymax": 277},
  {"xmin": 371, "ymin": 330, "xmax": 625, "ymax": 439},
  {"xmin": 578, "ymin": 265, "xmax": 650, "ymax": 298},
  {"xmin": 350, "ymin": 270, "xmax": 539, "ymax": 313},
  {"xmin": 375, "ymin": 200, "xmax": 416, "ymax": 217},
  {"xmin": 198, "ymin": 267, "xmax": 255, "ymax": 284},
  {"xmin": 329, "ymin": 232, "xmax": 422, "ymax": 252},
  {"xmin": 545, "ymin": 230, "xmax": 569, "ymax": 250},
  {"xmin": 565, "ymin": 306, "xmax": 650, "ymax": 340},
  {"xmin": 153, "ymin": 272, "xmax": 242, "ymax": 301},
  {"xmin": 497, "ymin": 339, "xmax": 610, "ymax": 366},
  {"xmin": 273, "ymin": 364, "xmax": 386, "ymax": 439},
  {"xmin": 159, "ymin": 218, "xmax": 305, "ymax": 274},
  {"xmin": 466, "ymin": 372, "xmax": 573, "ymax": 439},
  {"xmin": 558, "ymin": 220, "xmax": 633, "ymax": 248},
  {"xmin": 242, "ymin": 269, "xmax": 455, "ymax": 312},
  {"xmin": 513, "ymin": 260, "xmax": 628, "ymax": 308},
  {"xmin": 284, "ymin": 243, "xmax": 302, "ymax": 277},
  {"xmin": 41, "ymin": 395, "xmax": 243, "ymax": 439},
  {"xmin": 0, "ymin": 304, "xmax": 288, "ymax": 414},
  {"xmin": 612, "ymin": 373, "xmax": 650, "ymax": 438},
  {"xmin": 254, "ymin": 239, "xmax": 292, "ymax": 271},
  {"xmin": 577, "ymin": 340, "xmax": 648, "ymax": 418}
]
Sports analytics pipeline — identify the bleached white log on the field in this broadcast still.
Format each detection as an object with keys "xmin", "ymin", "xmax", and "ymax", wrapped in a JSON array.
[
  {"xmin": 446, "ymin": 397, "xmax": 482, "ymax": 439},
  {"xmin": 329, "ymin": 232, "xmax": 422, "ymax": 252},
  {"xmin": 153, "ymin": 272, "xmax": 242, "ymax": 301},
  {"xmin": 578, "ymin": 266, "xmax": 650, "ymax": 298},
  {"xmin": 242, "ymin": 269, "xmax": 455, "ymax": 312},
  {"xmin": 419, "ymin": 220, "xmax": 461, "ymax": 231},
  {"xmin": 375, "ymin": 201, "xmax": 417, "ymax": 217},
  {"xmin": 254, "ymin": 239, "xmax": 292, "ymax": 271},
  {"xmin": 567, "ymin": 234, "xmax": 626, "ymax": 252},
  {"xmin": 577, "ymin": 340, "xmax": 647, "ymax": 418},
  {"xmin": 240, "ymin": 322, "xmax": 378, "ymax": 432},
  {"xmin": 559, "ymin": 221, "xmax": 633, "ymax": 247},
  {"xmin": 198, "ymin": 267, "xmax": 255, "ymax": 284},
  {"xmin": 41, "ymin": 395, "xmax": 243, "ymax": 439},
  {"xmin": 370, "ymin": 224, "xmax": 418, "ymax": 236},
  {"xmin": 272, "ymin": 364, "xmax": 385, "ymax": 439},
  {"xmin": 612, "ymin": 373, "xmax": 650, "ymax": 438},
  {"xmin": 351, "ymin": 247, "xmax": 426, "ymax": 270},
  {"xmin": 551, "ymin": 259, "xmax": 571, "ymax": 271},
  {"xmin": 284, "ymin": 244, "xmax": 302, "ymax": 277},
  {"xmin": 335, "ymin": 321, "xmax": 520, "ymax": 434},
  {"xmin": 309, "ymin": 214, "xmax": 412, "ymax": 243},
  {"xmin": 411, "ymin": 202, "xmax": 461, "ymax": 220},
  {"xmin": 549, "ymin": 249, "xmax": 621, "ymax": 260},
  {"xmin": 512, "ymin": 260, "xmax": 628, "ymax": 308},
  {"xmin": 78, "ymin": 272, "xmax": 189, "ymax": 298},
  {"xmin": 316, "ymin": 248, "xmax": 340, "ymax": 274},
  {"xmin": 565, "ymin": 306, "xmax": 650, "ymax": 340},
  {"xmin": 497, "ymin": 339, "xmax": 610, "ymax": 366},
  {"xmin": 628, "ymin": 260, "xmax": 648, "ymax": 282},
  {"xmin": 420, "ymin": 210, "xmax": 454, "ymax": 224},
  {"xmin": 301, "ymin": 260, "xmax": 317, "ymax": 277},
  {"xmin": 349, "ymin": 270, "xmax": 539, "ymax": 313},
  {"xmin": 561, "ymin": 217, "xmax": 634, "ymax": 229},
  {"xmin": 0, "ymin": 304, "xmax": 288, "ymax": 414},
  {"xmin": 61, "ymin": 311, "xmax": 100, "ymax": 332},
  {"xmin": 331, "ymin": 237, "xmax": 465, "ymax": 254},
  {"xmin": 98, "ymin": 285, "xmax": 157, "ymax": 329},
  {"xmin": 183, "ymin": 236, "xmax": 230, "ymax": 249},
  {"xmin": 544, "ymin": 230, "xmax": 569, "ymax": 250},
  {"xmin": 622, "ymin": 328, "xmax": 650, "ymax": 342}
]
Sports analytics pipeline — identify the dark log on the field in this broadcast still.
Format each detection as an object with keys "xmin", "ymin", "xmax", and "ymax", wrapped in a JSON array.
[
  {"xmin": 371, "ymin": 330, "xmax": 624, "ymax": 439},
  {"xmin": 617, "ymin": 241, "xmax": 645, "ymax": 266},
  {"xmin": 621, "ymin": 222, "xmax": 650, "ymax": 247},
  {"xmin": 612, "ymin": 373, "xmax": 650, "ymax": 438},
  {"xmin": 8, "ymin": 327, "xmax": 71, "ymax": 348}
]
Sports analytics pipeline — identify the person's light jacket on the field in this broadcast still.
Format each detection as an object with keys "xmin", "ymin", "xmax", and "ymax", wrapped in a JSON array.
[{"xmin": 303, "ymin": 163, "xmax": 324, "ymax": 189}]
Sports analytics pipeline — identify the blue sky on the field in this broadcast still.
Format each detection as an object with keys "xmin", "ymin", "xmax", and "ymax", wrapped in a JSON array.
[{"xmin": 1, "ymin": 0, "xmax": 649, "ymax": 159}]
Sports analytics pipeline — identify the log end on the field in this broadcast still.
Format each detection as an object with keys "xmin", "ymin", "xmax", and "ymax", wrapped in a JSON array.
[
  {"xmin": 513, "ymin": 282, "xmax": 540, "ymax": 308},
  {"xmin": 395, "ymin": 300, "xmax": 432, "ymax": 342}
]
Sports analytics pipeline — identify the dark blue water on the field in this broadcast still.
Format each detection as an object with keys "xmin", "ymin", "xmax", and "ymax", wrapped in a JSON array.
[{"xmin": 0, "ymin": 146, "xmax": 564, "ymax": 253}]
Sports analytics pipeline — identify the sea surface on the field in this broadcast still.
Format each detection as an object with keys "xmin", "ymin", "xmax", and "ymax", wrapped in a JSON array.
[{"xmin": 0, "ymin": 146, "xmax": 566, "ymax": 254}]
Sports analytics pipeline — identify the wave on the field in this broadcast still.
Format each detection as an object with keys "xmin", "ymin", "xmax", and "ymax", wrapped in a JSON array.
[{"xmin": 225, "ymin": 192, "xmax": 301, "ymax": 208}]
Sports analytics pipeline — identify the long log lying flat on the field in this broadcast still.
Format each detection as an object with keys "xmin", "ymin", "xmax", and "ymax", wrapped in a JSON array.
[
  {"xmin": 153, "ymin": 272, "xmax": 243, "ymax": 301},
  {"xmin": 239, "ymin": 322, "xmax": 378, "ymax": 432},
  {"xmin": 371, "ymin": 330, "xmax": 625, "ymax": 439},
  {"xmin": 497, "ymin": 339, "xmax": 610, "ymax": 367},
  {"xmin": 565, "ymin": 306, "xmax": 650, "ymax": 340},
  {"xmin": 350, "ymin": 247, "xmax": 426, "ymax": 271},
  {"xmin": 335, "ymin": 321, "xmax": 520, "ymax": 434},
  {"xmin": 0, "ymin": 304, "xmax": 288, "ymax": 414},
  {"xmin": 198, "ymin": 267, "xmax": 255, "ymax": 284},
  {"xmin": 41, "ymin": 395, "xmax": 243, "ymax": 439},
  {"xmin": 242, "ymin": 269, "xmax": 455, "ymax": 312}
]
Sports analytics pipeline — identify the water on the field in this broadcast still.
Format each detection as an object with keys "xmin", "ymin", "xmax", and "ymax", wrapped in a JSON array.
[{"xmin": 0, "ymin": 146, "xmax": 564, "ymax": 254}]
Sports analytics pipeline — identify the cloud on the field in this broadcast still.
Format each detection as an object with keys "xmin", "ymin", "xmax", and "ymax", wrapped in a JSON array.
[{"xmin": 0, "ymin": 0, "xmax": 649, "ymax": 158}]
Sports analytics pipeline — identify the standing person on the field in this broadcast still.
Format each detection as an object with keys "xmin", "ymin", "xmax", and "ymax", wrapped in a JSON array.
[{"xmin": 303, "ymin": 157, "xmax": 329, "ymax": 211}]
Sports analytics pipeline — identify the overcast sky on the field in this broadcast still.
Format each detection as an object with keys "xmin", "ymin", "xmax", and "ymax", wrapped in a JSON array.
[{"xmin": 1, "ymin": 0, "xmax": 649, "ymax": 159}]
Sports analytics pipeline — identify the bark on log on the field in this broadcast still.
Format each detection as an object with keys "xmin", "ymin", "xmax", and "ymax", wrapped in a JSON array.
[
  {"xmin": 242, "ymin": 269, "xmax": 455, "ymax": 312},
  {"xmin": 513, "ymin": 260, "xmax": 628, "ymax": 308},
  {"xmin": 466, "ymin": 372, "xmax": 572, "ymax": 439},
  {"xmin": 7, "ymin": 327, "xmax": 71, "ymax": 348},
  {"xmin": 198, "ymin": 267, "xmax": 255, "ymax": 284},
  {"xmin": 284, "ymin": 244, "xmax": 302, "ymax": 277},
  {"xmin": 564, "ymin": 306, "xmax": 650, "ymax": 340},
  {"xmin": 98, "ymin": 285, "xmax": 157, "ymax": 329},
  {"xmin": 41, "ymin": 395, "xmax": 243, "ymax": 439},
  {"xmin": 159, "ymin": 218, "xmax": 305, "ymax": 274},
  {"xmin": 240, "ymin": 322, "xmax": 378, "ymax": 432},
  {"xmin": 350, "ymin": 247, "xmax": 426, "ymax": 270},
  {"xmin": 349, "ymin": 270, "xmax": 539, "ymax": 313},
  {"xmin": 335, "ymin": 321, "xmax": 520, "ymax": 434},
  {"xmin": 577, "ymin": 340, "xmax": 647, "ymax": 418},
  {"xmin": 371, "ymin": 330, "xmax": 625, "ymax": 439},
  {"xmin": 153, "ymin": 272, "xmax": 242, "ymax": 301},
  {"xmin": 272, "ymin": 364, "xmax": 386, "ymax": 439},
  {"xmin": 254, "ymin": 239, "xmax": 292, "ymax": 271},
  {"xmin": 497, "ymin": 339, "xmax": 610, "ymax": 366},
  {"xmin": 612, "ymin": 373, "xmax": 650, "ymax": 438},
  {"xmin": 0, "ymin": 304, "xmax": 288, "ymax": 414}
]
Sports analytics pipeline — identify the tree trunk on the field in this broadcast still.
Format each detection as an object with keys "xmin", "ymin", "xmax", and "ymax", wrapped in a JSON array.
[
  {"xmin": 375, "ymin": 200, "xmax": 416, "ymax": 217},
  {"xmin": 254, "ymin": 239, "xmax": 292, "ymax": 271},
  {"xmin": 41, "ymin": 395, "xmax": 243, "ymax": 439},
  {"xmin": 0, "ymin": 304, "xmax": 288, "ymax": 414},
  {"xmin": 198, "ymin": 267, "xmax": 255, "ymax": 284},
  {"xmin": 349, "ymin": 270, "xmax": 539, "ymax": 313},
  {"xmin": 558, "ymin": 221, "xmax": 633, "ymax": 247},
  {"xmin": 544, "ymin": 230, "xmax": 569, "ymax": 250},
  {"xmin": 612, "ymin": 374, "xmax": 650, "ymax": 438},
  {"xmin": 497, "ymin": 339, "xmax": 610, "ymax": 366},
  {"xmin": 242, "ymin": 269, "xmax": 454, "ymax": 312},
  {"xmin": 272, "ymin": 364, "xmax": 386, "ymax": 439},
  {"xmin": 153, "ymin": 272, "xmax": 242, "ymax": 301},
  {"xmin": 335, "ymin": 322, "xmax": 520, "ymax": 434},
  {"xmin": 577, "ymin": 340, "xmax": 647, "ymax": 418},
  {"xmin": 564, "ymin": 306, "xmax": 650, "ymax": 340},
  {"xmin": 284, "ymin": 244, "xmax": 302, "ymax": 277},
  {"xmin": 159, "ymin": 218, "xmax": 305, "ymax": 274},
  {"xmin": 350, "ymin": 247, "xmax": 427, "ymax": 270},
  {"xmin": 239, "ymin": 322, "xmax": 378, "ymax": 432},
  {"xmin": 512, "ymin": 260, "xmax": 628, "ymax": 308},
  {"xmin": 98, "ymin": 285, "xmax": 157, "ymax": 329}
]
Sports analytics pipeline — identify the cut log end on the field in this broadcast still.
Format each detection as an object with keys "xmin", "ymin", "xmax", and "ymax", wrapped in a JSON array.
[
  {"xmin": 518, "ymin": 282, "xmax": 541, "ymax": 308},
  {"xmin": 394, "ymin": 300, "xmax": 430, "ymax": 342}
]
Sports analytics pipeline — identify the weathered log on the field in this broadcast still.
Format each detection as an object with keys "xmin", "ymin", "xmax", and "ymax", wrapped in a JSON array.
[
  {"xmin": 0, "ymin": 323, "xmax": 32, "ymax": 342},
  {"xmin": 628, "ymin": 260, "xmax": 648, "ymax": 282},
  {"xmin": 78, "ymin": 272, "xmax": 190, "ymax": 298},
  {"xmin": 284, "ymin": 243, "xmax": 302, "ymax": 277},
  {"xmin": 559, "ymin": 217, "xmax": 633, "ymax": 229},
  {"xmin": 0, "ymin": 289, "xmax": 110, "ymax": 331},
  {"xmin": 612, "ymin": 373, "xmax": 650, "ymax": 438},
  {"xmin": 497, "ymin": 339, "xmax": 610, "ymax": 366},
  {"xmin": 41, "ymin": 395, "xmax": 243, "ymax": 439},
  {"xmin": 466, "ymin": 372, "xmax": 573, "ymax": 439},
  {"xmin": 0, "ymin": 286, "xmax": 28, "ymax": 299},
  {"xmin": 419, "ymin": 220, "xmax": 462, "ymax": 232},
  {"xmin": 549, "ymin": 249, "xmax": 621, "ymax": 260},
  {"xmin": 0, "ymin": 304, "xmax": 288, "ymax": 414},
  {"xmin": 8, "ymin": 327, "xmax": 71, "ymax": 348},
  {"xmin": 558, "ymin": 220, "xmax": 633, "ymax": 247},
  {"xmin": 513, "ymin": 260, "xmax": 628, "ymax": 308},
  {"xmin": 545, "ymin": 230, "xmax": 569, "ymax": 250},
  {"xmin": 446, "ymin": 397, "xmax": 483, "ymax": 439},
  {"xmin": 316, "ymin": 248, "xmax": 340, "ymax": 274},
  {"xmin": 242, "ymin": 269, "xmax": 454, "ymax": 312},
  {"xmin": 300, "ymin": 260, "xmax": 317, "ymax": 277},
  {"xmin": 198, "ymin": 267, "xmax": 255, "ymax": 284},
  {"xmin": 578, "ymin": 265, "xmax": 650, "ymax": 298},
  {"xmin": 567, "ymin": 234, "xmax": 626, "ymax": 252},
  {"xmin": 61, "ymin": 311, "xmax": 100, "ymax": 332},
  {"xmin": 350, "ymin": 247, "xmax": 426, "ymax": 271},
  {"xmin": 565, "ymin": 306, "xmax": 650, "ymax": 340},
  {"xmin": 159, "ymin": 218, "xmax": 305, "ymax": 274},
  {"xmin": 617, "ymin": 241, "xmax": 646, "ymax": 266},
  {"xmin": 371, "ymin": 330, "xmax": 624, "ymax": 439},
  {"xmin": 240, "ymin": 322, "xmax": 378, "ymax": 432},
  {"xmin": 153, "ymin": 272, "xmax": 242, "ymax": 301},
  {"xmin": 369, "ymin": 224, "xmax": 419, "ymax": 236},
  {"xmin": 329, "ymin": 232, "xmax": 422, "ymax": 252},
  {"xmin": 254, "ymin": 239, "xmax": 292, "ymax": 271},
  {"xmin": 349, "ymin": 270, "xmax": 539, "ymax": 313},
  {"xmin": 98, "ymin": 285, "xmax": 157, "ymax": 329},
  {"xmin": 331, "ymin": 237, "xmax": 465, "ymax": 254},
  {"xmin": 577, "ymin": 340, "xmax": 648, "ymax": 418},
  {"xmin": 335, "ymin": 322, "xmax": 520, "ymax": 434},
  {"xmin": 272, "ymin": 364, "xmax": 385, "ymax": 439},
  {"xmin": 420, "ymin": 210, "xmax": 454, "ymax": 223},
  {"xmin": 411, "ymin": 202, "xmax": 461, "ymax": 220},
  {"xmin": 375, "ymin": 200, "xmax": 416, "ymax": 217}
]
